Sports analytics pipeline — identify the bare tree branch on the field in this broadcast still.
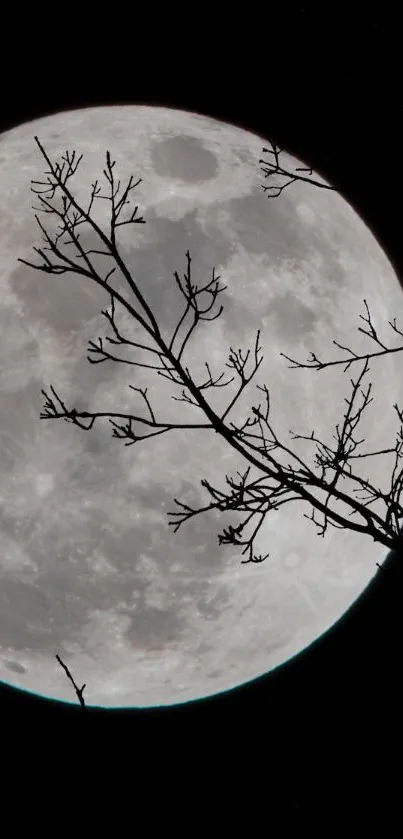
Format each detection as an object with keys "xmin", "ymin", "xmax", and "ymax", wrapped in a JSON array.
[
  {"xmin": 170, "ymin": 250, "xmax": 227, "ymax": 362},
  {"xmin": 40, "ymin": 383, "xmax": 215, "ymax": 444},
  {"xmin": 169, "ymin": 355, "xmax": 403, "ymax": 562},
  {"xmin": 18, "ymin": 138, "xmax": 403, "ymax": 571},
  {"xmin": 280, "ymin": 299, "xmax": 403, "ymax": 372},
  {"xmin": 259, "ymin": 137, "xmax": 338, "ymax": 197},
  {"xmin": 55, "ymin": 654, "xmax": 86, "ymax": 710}
]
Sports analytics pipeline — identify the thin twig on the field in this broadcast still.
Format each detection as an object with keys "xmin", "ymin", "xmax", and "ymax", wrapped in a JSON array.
[{"xmin": 56, "ymin": 654, "xmax": 87, "ymax": 710}]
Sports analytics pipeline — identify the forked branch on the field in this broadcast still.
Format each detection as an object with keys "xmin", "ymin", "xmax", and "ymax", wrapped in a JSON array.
[
  {"xmin": 55, "ymin": 654, "xmax": 86, "ymax": 710},
  {"xmin": 280, "ymin": 298, "xmax": 403, "ymax": 372},
  {"xmin": 259, "ymin": 137, "xmax": 338, "ymax": 197},
  {"xmin": 18, "ymin": 138, "xmax": 403, "ymax": 567}
]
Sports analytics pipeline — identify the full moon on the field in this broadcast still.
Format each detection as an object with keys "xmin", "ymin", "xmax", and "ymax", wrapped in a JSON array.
[{"xmin": 0, "ymin": 106, "xmax": 401, "ymax": 708}]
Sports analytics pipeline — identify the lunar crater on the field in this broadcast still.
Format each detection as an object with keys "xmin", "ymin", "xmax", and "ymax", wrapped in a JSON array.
[
  {"xmin": 4, "ymin": 659, "xmax": 27, "ymax": 674},
  {"xmin": 150, "ymin": 135, "xmax": 219, "ymax": 183}
]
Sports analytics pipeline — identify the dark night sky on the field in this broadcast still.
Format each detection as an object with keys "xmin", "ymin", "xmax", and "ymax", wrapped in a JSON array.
[{"xmin": 0, "ymin": 7, "xmax": 402, "ymax": 815}]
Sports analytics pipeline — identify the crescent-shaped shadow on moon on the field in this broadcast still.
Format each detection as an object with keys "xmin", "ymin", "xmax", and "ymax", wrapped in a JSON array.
[{"xmin": 0, "ymin": 106, "xmax": 402, "ymax": 708}]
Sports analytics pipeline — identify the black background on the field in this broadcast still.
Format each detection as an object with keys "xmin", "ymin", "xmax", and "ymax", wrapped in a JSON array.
[{"xmin": 0, "ymin": 6, "xmax": 402, "ymax": 817}]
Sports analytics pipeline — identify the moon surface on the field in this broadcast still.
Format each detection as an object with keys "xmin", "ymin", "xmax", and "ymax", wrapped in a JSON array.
[{"xmin": 0, "ymin": 105, "xmax": 401, "ymax": 708}]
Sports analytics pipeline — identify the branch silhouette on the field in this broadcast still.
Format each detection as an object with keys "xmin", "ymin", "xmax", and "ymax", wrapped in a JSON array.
[
  {"xmin": 280, "ymin": 298, "xmax": 403, "ymax": 372},
  {"xmin": 17, "ymin": 137, "xmax": 403, "ymax": 576},
  {"xmin": 259, "ymin": 137, "xmax": 338, "ymax": 197},
  {"xmin": 55, "ymin": 654, "xmax": 86, "ymax": 710}
]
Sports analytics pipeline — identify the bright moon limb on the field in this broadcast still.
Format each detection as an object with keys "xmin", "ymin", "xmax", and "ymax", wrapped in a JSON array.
[{"xmin": 0, "ymin": 105, "xmax": 401, "ymax": 708}]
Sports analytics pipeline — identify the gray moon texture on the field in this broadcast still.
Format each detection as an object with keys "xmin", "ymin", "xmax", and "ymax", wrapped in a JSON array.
[{"xmin": 0, "ymin": 106, "xmax": 401, "ymax": 708}]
